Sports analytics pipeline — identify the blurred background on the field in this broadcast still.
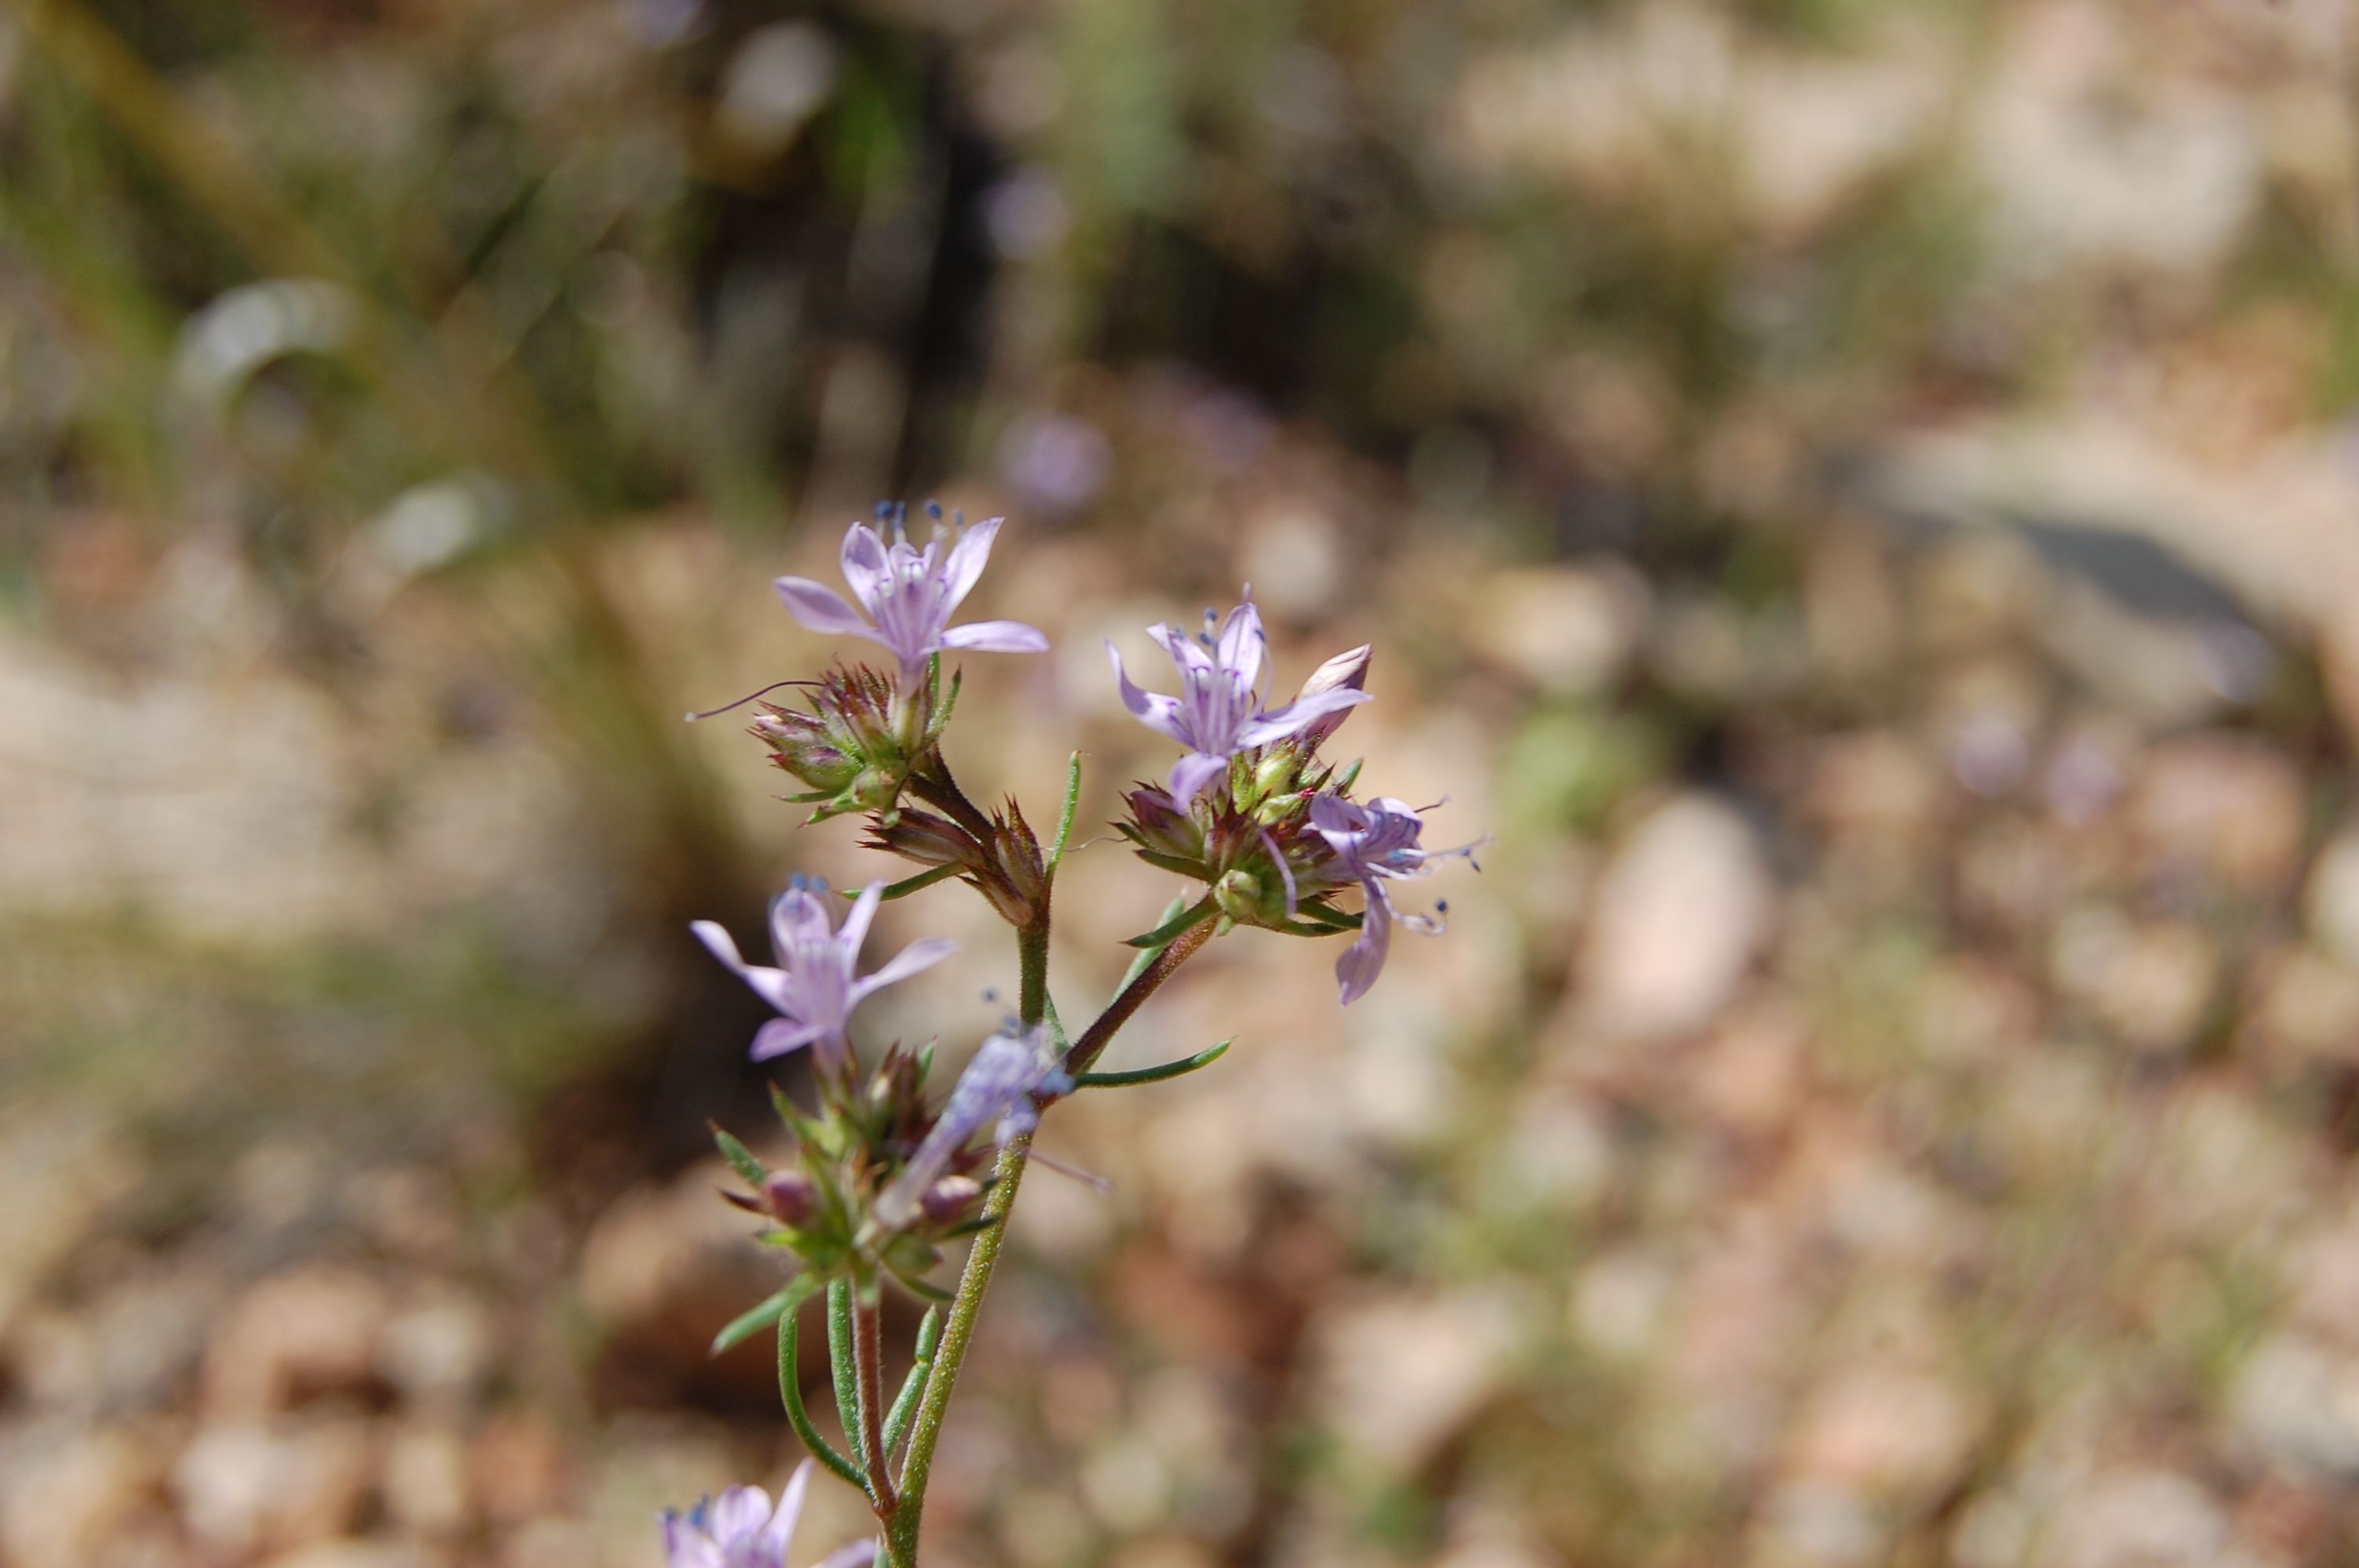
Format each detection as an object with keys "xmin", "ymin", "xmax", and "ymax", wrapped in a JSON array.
[{"xmin": 8, "ymin": 1, "xmax": 2359, "ymax": 1565}]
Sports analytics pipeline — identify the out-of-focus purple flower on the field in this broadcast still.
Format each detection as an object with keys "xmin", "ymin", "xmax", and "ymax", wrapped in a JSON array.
[
  {"xmin": 1310, "ymin": 795, "xmax": 1480, "ymax": 1006},
  {"xmin": 692, "ymin": 877, "xmax": 955, "ymax": 1070},
  {"xmin": 998, "ymin": 411, "xmax": 1108, "ymax": 514},
  {"xmin": 874, "ymin": 1023, "xmax": 1068, "ymax": 1229},
  {"xmin": 660, "ymin": 1460, "xmax": 875, "ymax": 1568},
  {"xmin": 775, "ymin": 506, "xmax": 1049, "ymax": 685},
  {"xmin": 1107, "ymin": 591, "xmax": 1372, "ymax": 809}
]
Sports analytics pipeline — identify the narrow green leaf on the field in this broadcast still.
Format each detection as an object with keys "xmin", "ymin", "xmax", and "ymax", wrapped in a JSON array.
[
  {"xmin": 1074, "ymin": 1038, "xmax": 1233, "ymax": 1090},
  {"xmin": 711, "ymin": 1272, "xmax": 821, "ymax": 1356},
  {"xmin": 1118, "ymin": 895, "xmax": 1192, "ymax": 992},
  {"xmin": 780, "ymin": 1302, "xmax": 867, "ymax": 1491},
  {"xmin": 1048, "ymin": 750, "xmax": 1083, "ymax": 873},
  {"xmin": 881, "ymin": 1306, "xmax": 940, "ymax": 1462},
  {"xmin": 843, "ymin": 863, "xmax": 964, "ymax": 901},
  {"xmin": 1042, "ymin": 993, "xmax": 1070, "ymax": 1054},
  {"xmin": 1122, "ymin": 894, "xmax": 1216, "ymax": 950},
  {"xmin": 827, "ymin": 1279, "xmax": 862, "ymax": 1465},
  {"xmin": 1289, "ymin": 901, "xmax": 1363, "ymax": 932},
  {"xmin": 711, "ymin": 1124, "xmax": 767, "ymax": 1189}
]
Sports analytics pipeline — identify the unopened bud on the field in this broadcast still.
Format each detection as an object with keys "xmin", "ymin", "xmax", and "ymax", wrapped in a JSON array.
[
  {"xmin": 920, "ymin": 1175, "xmax": 983, "ymax": 1223},
  {"xmin": 1292, "ymin": 643, "xmax": 1371, "ymax": 751},
  {"xmin": 762, "ymin": 1170, "xmax": 817, "ymax": 1225}
]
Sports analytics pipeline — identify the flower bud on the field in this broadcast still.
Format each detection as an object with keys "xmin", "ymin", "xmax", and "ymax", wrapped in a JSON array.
[
  {"xmin": 1213, "ymin": 867, "xmax": 1284, "ymax": 927},
  {"xmin": 1291, "ymin": 643, "xmax": 1371, "ymax": 752},
  {"xmin": 762, "ymin": 1169, "xmax": 817, "ymax": 1225},
  {"xmin": 755, "ymin": 708, "xmax": 863, "ymax": 795},
  {"xmin": 919, "ymin": 1174, "xmax": 983, "ymax": 1223}
]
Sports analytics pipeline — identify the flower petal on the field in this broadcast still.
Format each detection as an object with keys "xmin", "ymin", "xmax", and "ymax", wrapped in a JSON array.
[
  {"xmin": 759, "ymin": 1461, "xmax": 814, "ymax": 1557},
  {"xmin": 1309, "ymin": 792, "xmax": 1370, "ymax": 836},
  {"xmin": 812, "ymin": 1540, "xmax": 881, "ymax": 1568},
  {"xmin": 661, "ymin": 1513, "xmax": 725, "ymax": 1568},
  {"xmin": 940, "ymin": 619, "xmax": 1049, "ymax": 654},
  {"xmin": 692, "ymin": 921, "xmax": 792, "ymax": 1012},
  {"xmin": 769, "ymin": 884, "xmax": 835, "ymax": 959},
  {"xmin": 1215, "ymin": 595, "xmax": 1265, "ymax": 689},
  {"xmin": 838, "ymin": 881, "xmax": 885, "ymax": 965},
  {"xmin": 707, "ymin": 1486, "xmax": 772, "ymax": 1550},
  {"xmin": 1107, "ymin": 643, "xmax": 1192, "ymax": 745},
  {"xmin": 773, "ymin": 576, "xmax": 876, "ymax": 638},
  {"xmin": 1335, "ymin": 886, "xmax": 1393, "ymax": 1005},
  {"xmin": 839, "ymin": 523, "xmax": 890, "ymax": 609},
  {"xmin": 1238, "ymin": 686, "xmax": 1371, "ymax": 747},
  {"xmin": 751, "ymin": 1018, "xmax": 827, "ymax": 1061},
  {"xmin": 852, "ymin": 936, "xmax": 958, "ymax": 1002},
  {"xmin": 937, "ymin": 515, "xmax": 1003, "ymax": 609},
  {"xmin": 1167, "ymin": 750, "xmax": 1229, "ymax": 811},
  {"xmin": 1147, "ymin": 621, "xmax": 1211, "ymax": 674}
]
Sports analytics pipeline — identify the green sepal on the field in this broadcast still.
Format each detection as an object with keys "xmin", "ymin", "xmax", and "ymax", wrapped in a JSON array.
[
  {"xmin": 711, "ymin": 1271, "xmax": 823, "ymax": 1356},
  {"xmin": 711, "ymin": 1124, "xmax": 767, "ymax": 1189},
  {"xmin": 1074, "ymin": 1038, "xmax": 1232, "ymax": 1090},
  {"xmin": 768, "ymin": 1082, "xmax": 822, "ymax": 1142},
  {"xmin": 1329, "ymin": 757, "xmax": 1364, "ymax": 793}
]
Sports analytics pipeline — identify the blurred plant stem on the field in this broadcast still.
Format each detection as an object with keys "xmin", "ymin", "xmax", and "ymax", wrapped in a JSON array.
[{"xmin": 11, "ymin": 0, "xmax": 747, "ymax": 940}]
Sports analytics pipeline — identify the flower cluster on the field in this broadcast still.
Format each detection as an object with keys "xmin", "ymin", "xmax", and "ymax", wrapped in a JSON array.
[
  {"xmin": 1107, "ymin": 590, "xmax": 1478, "ymax": 1002},
  {"xmin": 658, "ymin": 505, "xmax": 1474, "ymax": 1566}
]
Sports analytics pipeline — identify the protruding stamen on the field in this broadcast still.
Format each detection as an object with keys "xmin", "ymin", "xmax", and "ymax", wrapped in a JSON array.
[{"xmin": 683, "ymin": 678, "xmax": 814, "ymax": 721}]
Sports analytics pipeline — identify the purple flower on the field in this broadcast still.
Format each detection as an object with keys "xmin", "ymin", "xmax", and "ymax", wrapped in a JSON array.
[
  {"xmin": 874, "ymin": 1022, "xmax": 1069, "ymax": 1229},
  {"xmin": 692, "ymin": 877, "xmax": 955, "ymax": 1070},
  {"xmin": 1310, "ymin": 795, "xmax": 1481, "ymax": 1006},
  {"xmin": 774, "ymin": 507, "xmax": 1049, "ymax": 685},
  {"xmin": 1107, "ymin": 591, "xmax": 1372, "ymax": 809},
  {"xmin": 660, "ymin": 1460, "xmax": 876, "ymax": 1568}
]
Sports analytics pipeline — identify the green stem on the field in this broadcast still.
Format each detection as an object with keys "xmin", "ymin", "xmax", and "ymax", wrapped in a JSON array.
[
  {"xmin": 887, "ymin": 1129, "xmax": 1031, "ymax": 1565},
  {"xmin": 890, "ymin": 899, "xmax": 1214, "ymax": 1566}
]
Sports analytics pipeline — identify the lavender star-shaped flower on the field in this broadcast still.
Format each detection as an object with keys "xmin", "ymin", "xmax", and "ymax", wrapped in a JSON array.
[
  {"xmin": 1107, "ymin": 591, "xmax": 1372, "ymax": 809},
  {"xmin": 692, "ymin": 877, "xmax": 955, "ymax": 1071},
  {"xmin": 660, "ymin": 1460, "xmax": 876, "ymax": 1568},
  {"xmin": 1310, "ymin": 795, "xmax": 1481, "ymax": 1005},
  {"xmin": 775, "ymin": 506, "xmax": 1049, "ymax": 685},
  {"xmin": 874, "ymin": 1022, "xmax": 1070, "ymax": 1230}
]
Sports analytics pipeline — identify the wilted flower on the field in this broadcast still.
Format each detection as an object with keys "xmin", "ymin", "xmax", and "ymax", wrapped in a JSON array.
[
  {"xmin": 660, "ymin": 1460, "xmax": 875, "ymax": 1568},
  {"xmin": 874, "ymin": 1022, "xmax": 1068, "ymax": 1229},
  {"xmin": 1310, "ymin": 795, "xmax": 1481, "ymax": 1004},
  {"xmin": 692, "ymin": 878, "xmax": 955, "ymax": 1070},
  {"xmin": 775, "ymin": 506, "xmax": 1048, "ymax": 686},
  {"xmin": 1107, "ymin": 591, "xmax": 1371, "ymax": 808}
]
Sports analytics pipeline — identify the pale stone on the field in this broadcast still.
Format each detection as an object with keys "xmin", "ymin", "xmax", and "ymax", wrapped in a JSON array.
[
  {"xmin": 1580, "ymin": 793, "xmax": 1772, "ymax": 1038},
  {"xmin": 1310, "ymin": 1290, "xmax": 1524, "ymax": 1474}
]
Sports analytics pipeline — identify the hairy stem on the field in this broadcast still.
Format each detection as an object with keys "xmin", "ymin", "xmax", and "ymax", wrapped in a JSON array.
[
  {"xmin": 853, "ymin": 1294, "xmax": 897, "ymax": 1518},
  {"xmin": 1063, "ymin": 913, "xmax": 1218, "ymax": 1079},
  {"xmin": 907, "ymin": 762, "xmax": 998, "ymax": 848}
]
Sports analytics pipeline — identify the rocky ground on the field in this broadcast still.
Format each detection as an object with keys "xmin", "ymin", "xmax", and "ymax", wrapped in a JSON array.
[{"xmin": 13, "ymin": 0, "xmax": 2359, "ymax": 1564}]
